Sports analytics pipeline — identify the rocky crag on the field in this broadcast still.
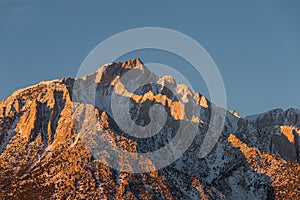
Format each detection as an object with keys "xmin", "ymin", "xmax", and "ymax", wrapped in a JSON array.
[{"xmin": 0, "ymin": 59, "xmax": 299, "ymax": 199}]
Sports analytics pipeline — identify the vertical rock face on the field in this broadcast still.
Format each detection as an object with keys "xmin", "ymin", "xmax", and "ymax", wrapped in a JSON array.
[
  {"xmin": 236, "ymin": 109, "xmax": 300, "ymax": 163},
  {"xmin": 0, "ymin": 59, "xmax": 299, "ymax": 199}
]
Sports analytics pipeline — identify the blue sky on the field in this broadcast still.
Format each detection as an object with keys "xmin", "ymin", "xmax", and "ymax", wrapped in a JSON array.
[{"xmin": 0, "ymin": 0, "xmax": 299, "ymax": 116}]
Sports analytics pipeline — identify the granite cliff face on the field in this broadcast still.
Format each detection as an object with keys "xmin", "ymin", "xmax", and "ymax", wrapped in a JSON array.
[{"xmin": 0, "ymin": 59, "xmax": 299, "ymax": 199}]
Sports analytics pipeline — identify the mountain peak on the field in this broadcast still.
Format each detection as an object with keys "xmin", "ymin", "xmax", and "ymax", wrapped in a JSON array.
[
  {"xmin": 120, "ymin": 58, "xmax": 144, "ymax": 68},
  {"xmin": 0, "ymin": 59, "xmax": 299, "ymax": 199},
  {"xmin": 101, "ymin": 58, "xmax": 144, "ymax": 69}
]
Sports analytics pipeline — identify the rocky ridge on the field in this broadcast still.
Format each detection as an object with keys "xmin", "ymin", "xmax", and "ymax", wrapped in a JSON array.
[{"xmin": 0, "ymin": 59, "xmax": 299, "ymax": 199}]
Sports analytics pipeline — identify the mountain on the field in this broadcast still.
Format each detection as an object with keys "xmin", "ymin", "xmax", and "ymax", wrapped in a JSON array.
[{"xmin": 0, "ymin": 59, "xmax": 299, "ymax": 199}]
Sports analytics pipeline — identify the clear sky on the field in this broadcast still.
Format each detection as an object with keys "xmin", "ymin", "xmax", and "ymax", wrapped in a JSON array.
[{"xmin": 0, "ymin": 0, "xmax": 299, "ymax": 116}]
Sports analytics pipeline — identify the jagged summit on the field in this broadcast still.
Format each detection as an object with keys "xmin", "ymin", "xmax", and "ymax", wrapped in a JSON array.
[
  {"xmin": 0, "ymin": 59, "xmax": 299, "ymax": 199},
  {"xmin": 96, "ymin": 58, "xmax": 144, "ymax": 74},
  {"xmin": 120, "ymin": 57, "xmax": 144, "ymax": 68}
]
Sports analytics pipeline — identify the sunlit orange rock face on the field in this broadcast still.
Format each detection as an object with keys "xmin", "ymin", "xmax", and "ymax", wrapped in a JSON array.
[
  {"xmin": 228, "ymin": 134, "xmax": 300, "ymax": 199},
  {"xmin": 0, "ymin": 59, "xmax": 299, "ymax": 199}
]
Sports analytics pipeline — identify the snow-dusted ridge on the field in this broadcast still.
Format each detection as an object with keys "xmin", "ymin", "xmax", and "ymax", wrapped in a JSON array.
[{"xmin": 0, "ymin": 59, "xmax": 299, "ymax": 199}]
